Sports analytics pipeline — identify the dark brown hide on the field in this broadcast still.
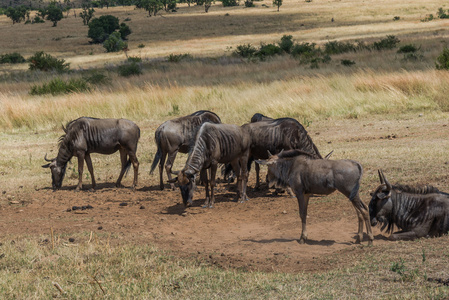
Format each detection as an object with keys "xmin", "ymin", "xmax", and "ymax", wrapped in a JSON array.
[
  {"xmin": 258, "ymin": 150, "xmax": 374, "ymax": 246},
  {"xmin": 42, "ymin": 117, "xmax": 140, "ymax": 190},
  {"xmin": 150, "ymin": 111, "xmax": 221, "ymax": 190},
  {"xmin": 369, "ymin": 170, "xmax": 449, "ymax": 240}
]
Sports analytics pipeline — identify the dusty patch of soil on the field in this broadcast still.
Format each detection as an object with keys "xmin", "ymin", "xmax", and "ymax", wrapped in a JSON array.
[{"xmin": 0, "ymin": 176, "xmax": 385, "ymax": 273}]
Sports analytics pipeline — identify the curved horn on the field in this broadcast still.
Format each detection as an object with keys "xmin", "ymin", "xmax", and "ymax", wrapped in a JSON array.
[
  {"xmin": 267, "ymin": 150, "xmax": 273, "ymax": 158},
  {"xmin": 378, "ymin": 169, "xmax": 384, "ymax": 184},
  {"xmin": 380, "ymin": 169, "xmax": 392, "ymax": 190},
  {"xmin": 44, "ymin": 153, "xmax": 55, "ymax": 162}
]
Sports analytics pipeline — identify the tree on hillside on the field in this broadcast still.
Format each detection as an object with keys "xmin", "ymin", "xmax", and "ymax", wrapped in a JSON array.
[
  {"xmin": 88, "ymin": 15, "xmax": 131, "ymax": 44},
  {"xmin": 5, "ymin": 5, "xmax": 29, "ymax": 24},
  {"xmin": 136, "ymin": 0, "xmax": 163, "ymax": 16},
  {"xmin": 40, "ymin": 1, "xmax": 64, "ymax": 26},
  {"xmin": 273, "ymin": 0, "xmax": 282, "ymax": 11},
  {"xmin": 79, "ymin": 2, "xmax": 95, "ymax": 25},
  {"xmin": 204, "ymin": 0, "xmax": 212, "ymax": 12}
]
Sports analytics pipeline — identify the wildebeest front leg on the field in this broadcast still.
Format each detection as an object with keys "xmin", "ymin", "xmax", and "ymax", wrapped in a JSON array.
[
  {"xmin": 201, "ymin": 169, "xmax": 210, "ymax": 208},
  {"xmin": 76, "ymin": 153, "xmax": 85, "ymax": 191},
  {"xmin": 208, "ymin": 164, "xmax": 218, "ymax": 208},
  {"xmin": 84, "ymin": 153, "xmax": 96, "ymax": 190},
  {"xmin": 254, "ymin": 163, "xmax": 261, "ymax": 190},
  {"xmin": 295, "ymin": 191, "xmax": 310, "ymax": 244}
]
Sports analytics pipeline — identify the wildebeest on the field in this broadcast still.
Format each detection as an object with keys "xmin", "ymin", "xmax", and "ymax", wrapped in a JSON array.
[
  {"xmin": 150, "ymin": 110, "xmax": 221, "ymax": 190},
  {"xmin": 242, "ymin": 113, "xmax": 323, "ymax": 190},
  {"xmin": 369, "ymin": 170, "xmax": 449, "ymax": 240},
  {"xmin": 42, "ymin": 117, "xmax": 140, "ymax": 191},
  {"xmin": 257, "ymin": 149, "xmax": 374, "ymax": 246},
  {"xmin": 170, "ymin": 123, "xmax": 251, "ymax": 208}
]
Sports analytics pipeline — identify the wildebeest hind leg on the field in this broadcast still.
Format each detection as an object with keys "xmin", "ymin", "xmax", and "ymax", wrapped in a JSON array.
[
  {"xmin": 208, "ymin": 164, "xmax": 218, "ymax": 208},
  {"xmin": 116, "ymin": 149, "xmax": 128, "ymax": 188},
  {"xmin": 350, "ymin": 195, "xmax": 374, "ymax": 246},
  {"xmin": 76, "ymin": 154, "xmax": 85, "ymax": 191},
  {"xmin": 296, "ymin": 192, "xmax": 310, "ymax": 244},
  {"xmin": 165, "ymin": 151, "xmax": 178, "ymax": 191},
  {"xmin": 84, "ymin": 153, "xmax": 96, "ymax": 190},
  {"xmin": 129, "ymin": 151, "xmax": 139, "ymax": 189},
  {"xmin": 158, "ymin": 151, "xmax": 167, "ymax": 190}
]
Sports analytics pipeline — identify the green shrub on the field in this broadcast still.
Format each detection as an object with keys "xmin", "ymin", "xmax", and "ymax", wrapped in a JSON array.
[
  {"xmin": 324, "ymin": 40, "xmax": 356, "ymax": 55},
  {"xmin": 233, "ymin": 44, "xmax": 257, "ymax": 58},
  {"xmin": 28, "ymin": 51, "xmax": 70, "ymax": 72},
  {"xmin": 372, "ymin": 35, "xmax": 400, "ymax": 51},
  {"xmin": 138, "ymin": 44, "xmax": 145, "ymax": 48},
  {"xmin": 256, "ymin": 43, "xmax": 283, "ymax": 59},
  {"xmin": 222, "ymin": 0, "xmax": 238, "ymax": 7},
  {"xmin": 119, "ymin": 22, "xmax": 132, "ymax": 40},
  {"xmin": 128, "ymin": 56, "xmax": 142, "ymax": 63},
  {"xmin": 244, "ymin": 0, "xmax": 254, "ymax": 7},
  {"xmin": 290, "ymin": 42, "xmax": 319, "ymax": 58},
  {"xmin": 88, "ymin": 15, "xmax": 120, "ymax": 43},
  {"xmin": 103, "ymin": 32, "xmax": 128, "ymax": 52},
  {"xmin": 167, "ymin": 53, "xmax": 193, "ymax": 62},
  {"xmin": 278, "ymin": 35, "xmax": 293, "ymax": 53},
  {"xmin": 30, "ymin": 78, "xmax": 89, "ymax": 95},
  {"xmin": 436, "ymin": 47, "xmax": 449, "ymax": 70},
  {"xmin": 393, "ymin": 16, "xmax": 400, "ymax": 21},
  {"xmin": 118, "ymin": 62, "xmax": 142, "ymax": 77},
  {"xmin": 0, "ymin": 52, "xmax": 26, "ymax": 64},
  {"xmin": 437, "ymin": 7, "xmax": 449, "ymax": 19},
  {"xmin": 83, "ymin": 72, "xmax": 110, "ymax": 85},
  {"xmin": 341, "ymin": 59, "xmax": 355, "ymax": 66},
  {"xmin": 421, "ymin": 14, "xmax": 433, "ymax": 22},
  {"xmin": 33, "ymin": 16, "xmax": 45, "ymax": 23},
  {"xmin": 397, "ymin": 44, "xmax": 419, "ymax": 53}
]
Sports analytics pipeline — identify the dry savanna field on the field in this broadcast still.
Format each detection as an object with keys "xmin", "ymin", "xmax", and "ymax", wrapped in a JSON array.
[{"xmin": 1, "ymin": 0, "xmax": 449, "ymax": 298}]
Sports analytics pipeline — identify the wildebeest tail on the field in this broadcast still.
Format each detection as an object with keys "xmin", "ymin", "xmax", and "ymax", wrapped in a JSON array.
[{"xmin": 150, "ymin": 130, "xmax": 162, "ymax": 175}]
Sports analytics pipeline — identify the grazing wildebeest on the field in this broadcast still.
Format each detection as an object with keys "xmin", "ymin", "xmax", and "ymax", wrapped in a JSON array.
[
  {"xmin": 242, "ymin": 113, "xmax": 323, "ymax": 190},
  {"xmin": 169, "ymin": 123, "xmax": 251, "ymax": 208},
  {"xmin": 150, "ymin": 110, "xmax": 221, "ymax": 190},
  {"xmin": 257, "ymin": 149, "xmax": 374, "ymax": 246},
  {"xmin": 42, "ymin": 117, "xmax": 140, "ymax": 191},
  {"xmin": 369, "ymin": 170, "xmax": 449, "ymax": 240}
]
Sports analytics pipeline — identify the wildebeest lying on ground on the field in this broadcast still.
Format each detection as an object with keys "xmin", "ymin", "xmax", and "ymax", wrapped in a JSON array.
[
  {"xmin": 241, "ymin": 113, "xmax": 323, "ymax": 190},
  {"xmin": 369, "ymin": 170, "xmax": 449, "ymax": 240},
  {"xmin": 257, "ymin": 149, "xmax": 374, "ymax": 246},
  {"xmin": 42, "ymin": 117, "xmax": 140, "ymax": 191},
  {"xmin": 169, "ymin": 123, "xmax": 251, "ymax": 208},
  {"xmin": 150, "ymin": 110, "xmax": 221, "ymax": 190}
]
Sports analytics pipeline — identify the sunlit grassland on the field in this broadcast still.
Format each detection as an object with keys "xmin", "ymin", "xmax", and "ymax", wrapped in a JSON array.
[{"xmin": 0, "ymin": 233, "xmax": 448, "ymax": 298}]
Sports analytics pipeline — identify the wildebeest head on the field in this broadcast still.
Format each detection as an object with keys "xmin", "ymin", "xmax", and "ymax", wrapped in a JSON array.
[
  {"xmin": 42, "ymin": 154, "xmax": 67, "ymax": 190},
  {"xmin": 369, "ymin": 170, "xmax": 393, "ymax": 229},
  {"xmin": 169, "ymin": 169, "xmax": 196, "ymax": 207}
]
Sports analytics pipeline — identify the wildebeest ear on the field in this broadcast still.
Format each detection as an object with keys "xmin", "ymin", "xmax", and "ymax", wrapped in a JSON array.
[
  {"xmin": 168, "ymin": 177, "xmax": 178, "ymax": 183},
  {"xmin": 42, "ymin": 163, "xmax": 51, "ymax": 168}
]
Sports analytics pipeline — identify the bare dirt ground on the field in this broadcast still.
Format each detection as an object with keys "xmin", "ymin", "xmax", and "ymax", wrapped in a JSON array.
[{"xmin": 0, "ymin": 175, "xmax": 387, "ymax": 273}]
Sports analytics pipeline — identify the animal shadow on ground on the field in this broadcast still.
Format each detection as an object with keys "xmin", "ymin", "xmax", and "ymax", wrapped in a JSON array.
[
  {"xmin": 39, "ymin": 182, "xmax": 118, "ymax": 191},
  {"xmin": 244, "ymin": 238, "xmax": 338, "ymax": 246}
]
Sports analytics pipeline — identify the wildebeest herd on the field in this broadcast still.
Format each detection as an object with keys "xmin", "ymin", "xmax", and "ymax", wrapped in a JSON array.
[{"xmin": 42, "ymin": 111, "xmax": 449, "ymax": 245}]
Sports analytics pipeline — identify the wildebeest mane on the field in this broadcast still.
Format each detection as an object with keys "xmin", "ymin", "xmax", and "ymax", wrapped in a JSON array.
[{"xmin": 393, "ymin": 184, "xmax": 442, "ymax": 195}]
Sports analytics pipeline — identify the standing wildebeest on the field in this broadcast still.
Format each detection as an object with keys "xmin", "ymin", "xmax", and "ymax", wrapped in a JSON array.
[
  {"xmin": 150, "ymin": 110, "xmax": 221, "ymax": 190},
  {"xmin": 369, "ymin": 170, "xmax": 449, "ymax": 240},
  {"xmin": 42, "ymin": 117, "xmax": 140, "ymax": 191},
  {"xmin": 242, "ymin": 113, "xmax": 323, "ymax": 190},
  {"xmin": 169, "ymin": 123, "xmax": 251, "ymax": 208},
  {"xmin": 257, "ymin": 149, "xmax": 374, "ymax": 246}
]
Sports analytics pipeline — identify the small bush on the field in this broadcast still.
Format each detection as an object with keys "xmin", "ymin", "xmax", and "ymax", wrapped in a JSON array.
[
  {"xmin": 421, "ymin": 14, "xmax": 433, "ymax": 22},
  {"xmin": 83, "ymin": 72, "xmax": 110, "ymax": 85},
  {"xmin": 341, "ymin": 59, "xmax": 355, "ymax": 66},
  {"xmin": 119, "ymin": 22, "xmax": 132, "ymax": 40},
  {"xmin": 256, "ymin": 43, "xmax": 283, "ymax": 59},
  {"xmin": 393, "ymin": 16, "xmax": 400, "ymax": 21},
  {"xmin": 278, "ymin": 35, "xmax": 293, "ymax": 53},
  {"xmin": 437, "ymin": 8, "xmax": 449, "ymax": 19},
  {"xmin": 372, "ymin": 35, "xmax": 400, "ymax": 51},
  {"xmin": 324, "ymin": 40, "xmax": 356, "ymax": 55},
  {"xmin": 222, "ymin": 0, "xmax": 239, "ymax": 7},
  {"xmin": 0, "ymin": 52, "xmax": 26, "ymax": 64},
  {"xmin": 30, "ymin": 78, "xmax": 89, "ymax": 95},
  {"xmin": 290, "ymin": 42, "xmax": 319, "ymax": 58},
  {"xmin": 397, "ymin": 44, "xmax": 418, "ymax": 53},
  {"xmin": 103, "ymin": 32, "xmax": 127, "ymax": 52},
  {"xmin": 233, "ymin": 44, "xmax": 257, "ymax": 58},
  {"xmin": 137, "ymin": 44, "xmax": 145, "ymax": 48},
  {"xmin": 244, "ymin": 0, "xmax": 254, "ymax": 7},
  {"xmin": 436, "ymin": 47, "xmax": 449, "ymax": 70},
  {"xmin": 128, "ymin": 56, "xmax": 142, "ymax": 63},
  {"xmin": 167, "ymin": 53, "xmax": 193, "ymax": 62},
  {"xmin": 28, "ymin": 51, "xmax": 70, "ymax": 72},
  {"xmin": 118, "ymin": 62, "xmax": 142, "ymax": 77}
]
